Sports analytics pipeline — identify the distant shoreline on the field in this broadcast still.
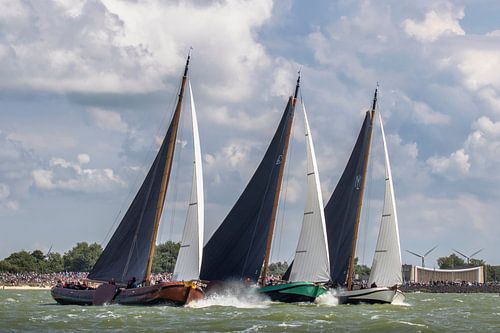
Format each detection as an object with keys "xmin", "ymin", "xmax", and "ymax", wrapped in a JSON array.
[
  {"xmin": 1, "ymin": 285, "xmax": 51, "ymax": 290},
  {"xmin": 401, "ymin": 285, "xmax": 500, "ymax": 293}
]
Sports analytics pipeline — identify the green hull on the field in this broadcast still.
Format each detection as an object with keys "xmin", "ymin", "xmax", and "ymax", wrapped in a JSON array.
[{"xmin": 259, "ymin": 281, "xmax": 327, "ymax": 303}]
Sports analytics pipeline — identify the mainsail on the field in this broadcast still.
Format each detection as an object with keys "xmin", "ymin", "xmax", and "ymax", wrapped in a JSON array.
[
  {"xmin": 368, "ymin": 112, "xmax": 402, "ymax": 287},
  {"xmin": 288, "ymin": 101, "xmax": 330, "ymax": 283},
  {"xmin": 200, "ymin": 77, "xmax": 299, "ymax": 282},
  {"xmin": 172, "ymin": 80, "xmax": 204, "ymax": 282},
  {"xmin": 88, "ymin": 55, "xmax": 190, "ymax": 285},
  {"xmin": 324, "ymin": 110, "xmax": 374, "ymax": 286}
]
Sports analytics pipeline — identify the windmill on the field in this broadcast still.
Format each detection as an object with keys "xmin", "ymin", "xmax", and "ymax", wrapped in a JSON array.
[
  {"xmin": 452, "ymin": 248, "xmax": 483, "ymax": 265},
  {"xmin": 406, "ymin": 245, "xmax": 438, "ymax": 267}
]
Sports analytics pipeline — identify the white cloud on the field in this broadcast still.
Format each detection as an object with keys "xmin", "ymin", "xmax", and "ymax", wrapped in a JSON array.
[
  {"xmin": 427, "ymin": 148, "xmax": 470, "ymax": 177},
  {"xmin": 413, "ymin": 101, "xmax": 450, "ymax": 125},
  {"xmin": 427, "ymin": 116, "xmax": 500, "ymax": 180},
  {"xmin": 402, "ymin": 3, "xmax": 465, "ymax": 42},
  {"xmin": 0, "ymin": 183, "xmax": 19, "ymax": 211},
  {"xmin": 87, "ymin": 107, "xmax": 129, "ymax": 132},
  {"xmin": 77, "ymin": 153, "xmax": 90, "ymax": 164},
  {"xmin": 206, "ymin": 106, "xmax": 275, "ymax": 132},
  {"xmin": 457, "ymin": 49, "xmax": 500, "ymax": 92},
  {"xmin": 32, "ymin": 155, "xmax": 124, "ymax": 193},
  {"xmin": 0, "ymin": 0, "xmax": 273, "ymax": 99},
  {"xmin": 0, "ymin": 131, "xmax": 36, "ymax": 213}
]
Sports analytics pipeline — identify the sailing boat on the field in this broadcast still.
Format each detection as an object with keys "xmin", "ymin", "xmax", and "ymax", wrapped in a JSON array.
[
  {"xmin": 324, "ymin": 86, "xmax": 405, "ymax": 304},
  {"xmin": 51, "ymin": 53, "xmax": 205, "ymax": 306},
  {"xmin": 258, "ymin": 100, "xmax": 330, "ymax": 302},
  {"xmin": 199, "ymin": 74, "xmax": 300, "ymax": 292}
]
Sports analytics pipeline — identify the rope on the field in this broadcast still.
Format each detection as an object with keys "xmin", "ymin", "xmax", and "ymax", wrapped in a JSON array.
[
  {"xmin": 100, "ymin": 84, "xmax": 177, "ymax": 247},
  {"xmin": 166, "ymin": 80, "xmax": 188, "ymax": 244}
]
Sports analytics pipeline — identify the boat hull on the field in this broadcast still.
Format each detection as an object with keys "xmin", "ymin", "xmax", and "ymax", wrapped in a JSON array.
[
  {"xmin": 51, "ymin": 281, "xmax": 204, "ymax": 306},
  {"xmin": 335, "ymin": 287, "xmax": 404, "ymax": 304},
  {"xmin": 259, "ymin": 282, "xmax": 327, "ymax": 303}
]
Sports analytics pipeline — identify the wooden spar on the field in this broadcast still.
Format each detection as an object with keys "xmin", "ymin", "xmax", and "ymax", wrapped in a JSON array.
[
  {"xmin": 144, "ymin": 53, "xmax": 191, "ymax": 285},
  {"xmin": 260, "ymin": 73, "xmax": 300, "ymax": 285},
  {"xmin": 346, "ymin": 86, "xmax": 377, "ymax": 290}
]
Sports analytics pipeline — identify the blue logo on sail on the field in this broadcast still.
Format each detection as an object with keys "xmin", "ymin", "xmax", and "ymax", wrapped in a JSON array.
[
  {"xmin": 276, "ymin": 154, "xmax": 283, "ymax": 165},
  {"xmin": 354, "ymin": 175, "xmax": 361, "ymax": 190}
]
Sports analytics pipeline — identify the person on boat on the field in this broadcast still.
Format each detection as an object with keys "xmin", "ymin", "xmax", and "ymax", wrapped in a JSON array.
[
  {"xmin": 109, "ymin": 278, "xmax": 116, "ymax": 285},
  {"xmin": 266, "ymin": 277, "xmax": 274, "ymax": 286},
  {"xmin": 127, "ymin": 277, "xmax": 138, "ymax": 289},
  {"xmin": 371, "ymin": 282, "xmax": 377, "ymax": 288}
]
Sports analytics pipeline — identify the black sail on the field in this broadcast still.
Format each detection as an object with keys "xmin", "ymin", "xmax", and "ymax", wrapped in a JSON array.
[
  {"xmin": 200, "ymin": 98, "xmax": 295, "ymax": 282},
  {"xmin": 88, "ymin": 119, "xmax": 176, "ymax": 285},
  {"xmin": 324, "ymin": 111, "xmax": 372, "ymax": 285}
]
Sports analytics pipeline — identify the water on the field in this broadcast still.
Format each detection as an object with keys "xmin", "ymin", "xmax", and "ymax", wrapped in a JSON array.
[{"xmin": 0, "ymin": 290, "xmax": 498, "ymax": 332}]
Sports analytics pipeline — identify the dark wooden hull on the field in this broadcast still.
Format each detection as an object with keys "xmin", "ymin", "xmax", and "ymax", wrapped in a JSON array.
[{"xmin": 51, "ymin": 281, "xmax": 204, "ymax": 306}]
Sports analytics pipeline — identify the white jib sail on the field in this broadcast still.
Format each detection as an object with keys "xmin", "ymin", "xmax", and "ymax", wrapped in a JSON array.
[
  {"xmin": 368, "ymin": 112, "xmax": 402, "ymax": 287},
  {"xmin": 289, "ymin": 102, "xmax": 330, "ymax": 283},
  {"xmin": 173, "ymin": 80, "xmax": 204, "ymax": 281}
]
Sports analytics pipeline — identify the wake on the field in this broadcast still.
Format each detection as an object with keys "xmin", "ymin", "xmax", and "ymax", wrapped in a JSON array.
[
  {"xmin": 314, "ymin": 290, "xmax": 339, "ymax": 306},
  {"xmin": 187, "ymin": 281, "xmax": 271, "ymax": 309}
]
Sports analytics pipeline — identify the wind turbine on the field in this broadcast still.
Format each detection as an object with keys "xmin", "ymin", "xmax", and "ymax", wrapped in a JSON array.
[
  {"xmin": 452, "ymin": 248, "xmax": 483, "ymax": 265},
  {"xmin": 406, "ymin": 245, "xmax": 438, "ymax": 267}
]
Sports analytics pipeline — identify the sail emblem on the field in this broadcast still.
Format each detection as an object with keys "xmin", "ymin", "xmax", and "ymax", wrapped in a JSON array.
[
  {"xmin": 354, "ymin": 175, "xmax": 362, "ymax": 190},
  {"xmin": 276, "ymin": 154, "xmax": 283, "ymax": 165}
]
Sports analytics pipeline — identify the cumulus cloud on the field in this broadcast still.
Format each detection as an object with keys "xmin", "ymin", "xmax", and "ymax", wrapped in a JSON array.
[
  {"xmin": 412, "ymin": 101, "xmax": 450, "ymax": 125},
  {"xmin": 0, "ymin": 0, "xmax": 274, "ymax": 100},
  {"xmin": 77, "ymin": 153, "xmax": 90, "ymax": 164},
  {"xmin": 0, "ymin": 131, "xmax": 37, "ymax": 214},
  {"xmin": 87, "ymin": 108, "xmax": 128, "ymax": 132},
  {"xmin": 32, "ymin": 155, "xmax": 124, "ymax": 192},
  {"xmin": 427, "ymin": 149, "xmax": 470, "ymax": 177},
  {"xmin": 427, "ymin": 115, "xmax": 500, "ymax": 180},
  {"xmin": 402, "ymin": 3, "xmax": 465, "ymax": 42}
]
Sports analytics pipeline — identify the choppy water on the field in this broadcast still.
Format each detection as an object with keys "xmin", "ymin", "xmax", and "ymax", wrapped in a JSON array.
[{"xmin": 0, "ymin": 289, "xmax": 498, "ymax": 332}]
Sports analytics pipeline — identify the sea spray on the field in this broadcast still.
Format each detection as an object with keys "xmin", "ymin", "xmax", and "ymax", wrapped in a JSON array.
[
  {"xmin": 314, "ymin": 290, "xmax": 338, "ymax": 306},
  {"xmin": 187, "ymin": 281, "xmax": 271, "ymax": 308}
]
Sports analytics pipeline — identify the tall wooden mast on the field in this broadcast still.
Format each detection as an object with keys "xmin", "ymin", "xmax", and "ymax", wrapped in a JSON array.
[
  {"xmin": 144, "ymin": 52, "xmax": 191, "ymax": 284},
  {"xmin": 346, "ymin": 85, "xmax": 377, "ymax": 290},
  {"xmin": 260, "ymin": 72, "xmax": 300, "ymax": 285}
]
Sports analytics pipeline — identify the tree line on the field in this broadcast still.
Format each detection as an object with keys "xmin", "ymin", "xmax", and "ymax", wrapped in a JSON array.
[
  {"xmin": 1, "ymin": 245, "xmax": 498, "ymax": 282},
  {"xmin": 0, "ymin": 241, "xmax": 181, "ymax": 274}
]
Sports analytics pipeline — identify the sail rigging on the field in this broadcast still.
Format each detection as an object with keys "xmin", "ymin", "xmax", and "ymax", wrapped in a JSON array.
[
  {"xmin": 88, "ymin": 55, "xmax": 190, "ymax": 285},
  {"xmin": 324, "ymin": 104, "xmax": 374, "ymax": 287},
  {"xmin": 172, "ymin": 80, "xmax": 204, "ymax": 282},
  {"xmin": 368, "ymin": 112, "xmax": 402, "ymax": 287},
  {"xmin": 288, "ymin": 101, "xmax": 330, "ymax": 283},
  {"xmin": 200, "ymin": 76, "xmax": 299, "ymax": 282}
]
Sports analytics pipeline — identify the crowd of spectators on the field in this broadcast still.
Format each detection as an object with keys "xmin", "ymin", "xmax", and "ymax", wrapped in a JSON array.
[
  {"xmin": 401, "ymin": 280, "xmax": 500, "ymax": 293},
  {"xmin": 0, "ymin": 272, "xmax": 174, "ymax": 288}
]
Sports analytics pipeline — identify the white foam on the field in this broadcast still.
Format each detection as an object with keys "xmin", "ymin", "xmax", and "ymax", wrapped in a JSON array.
[
  {"xmin": 187, "ymin": 282, "xmax": 271, "ymax": 309},
  {"xmin": 314, "ymin": 290, "xmax": 338, "ymax": 306},
  {"xmin": 277, "ymin": 322, "xmax": 301, "ymax": 327},
  {"xmin": 188, "ymin": 293, "xmax": 270, "ymax": 309},
  {"xmin": 395, "ymin": 320, "xmax": 427, "ymax": 328}
]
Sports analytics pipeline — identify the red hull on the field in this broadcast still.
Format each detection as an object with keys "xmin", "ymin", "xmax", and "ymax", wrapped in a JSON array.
[{"xmin": 51, "ymin": 281, "xmax": 204, "ymax": 306}]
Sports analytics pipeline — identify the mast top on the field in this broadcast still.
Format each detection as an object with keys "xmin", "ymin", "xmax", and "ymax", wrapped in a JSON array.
[
  {"xmin": 293, "ymin": 69, "xmax": 301, "ymax": 100},
  {"xmin": 183, "ymin": 48, "xmax": 192, "ymax": 77},
  {"xmin": 371, "ymin": 83, "xmax": 378, "ymax": 113}
]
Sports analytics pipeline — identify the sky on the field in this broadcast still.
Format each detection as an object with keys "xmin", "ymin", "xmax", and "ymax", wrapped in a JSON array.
[{"xmin": 1, "ymin": 0, "xmax": 499, "ymax": 268}]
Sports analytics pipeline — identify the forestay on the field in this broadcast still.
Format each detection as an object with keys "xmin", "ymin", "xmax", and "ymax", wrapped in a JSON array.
[
  {"xmin": 368, "ymin": 113, "xmax": 402, "ymax": 287},
  {"xmin": 200, "ymin": 98, "xmax": 295, "ymax": 282},
  {"xmin": 173, "ymin": 80, "xmax": 204, "ymax": 281},
  {"xmin": 323, "ymin": 112, "xmax": 372, "ymax": 286},
  {"xmin": 288, "ymin": 102, "xmax": 330, "ymax": 283},
  {"xmin": 88, "ymin": 107, "xmax": 178, "ymax": 285}
]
